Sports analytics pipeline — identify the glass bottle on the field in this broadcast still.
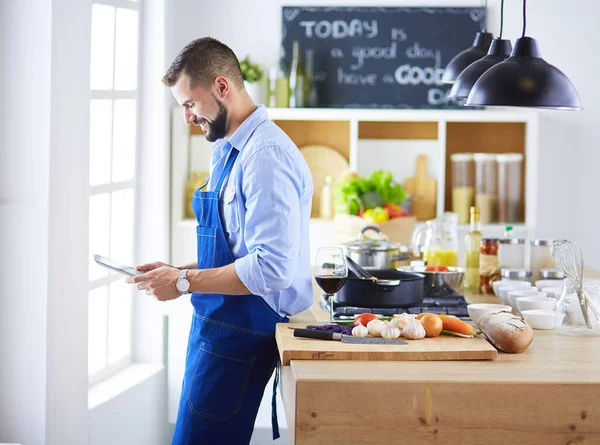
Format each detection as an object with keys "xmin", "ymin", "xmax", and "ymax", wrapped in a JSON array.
[
  {"xmin": 273, "ymin": 47, "xmax": 289, "ymax": 108},
  {"xmin": 304, "ymin": 49, "xmax": 318, "ymax": 108},
  {"xmin": 480, "ymin": 238, "xmax": 500, "ymax": 294},
  {"xmin": 288, "ymin": 41, "xmax": 304, "ymax": 108},
  {"xmin": 464, "ymin": 207, "xmax": 482, "ymax": 289},
  {"xmin": 319, "ymin": 176, "xmax": 334, "ymax": 219}
]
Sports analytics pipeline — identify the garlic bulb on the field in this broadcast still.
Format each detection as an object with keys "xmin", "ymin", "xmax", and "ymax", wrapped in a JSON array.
[
  {"xmin": 402, "ymin": 322, "xmax": 426, "ymax": 340},
  {"xmin": 366, "ymin": 319, "xmax": 386, "ymax": 337},
  {"xmin": 381, "ymin": 323, "xmax": 401, "ymax": 339},
  {"xmin": 352, "ymin": 322, "xmax": 369, "ymax": 338},
  {"xmin": 390, "ymin": 313, "xmax": 416, "ymax": 330}
]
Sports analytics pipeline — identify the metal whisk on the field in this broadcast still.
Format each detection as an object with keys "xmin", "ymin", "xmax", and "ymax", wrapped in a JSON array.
[{"xmin": 551, "ymin": 239, "xmax": 591, "ymax": 329}]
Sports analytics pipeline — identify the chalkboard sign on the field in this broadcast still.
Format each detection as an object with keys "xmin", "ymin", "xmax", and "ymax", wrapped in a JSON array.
[{"xmin": 282, "ymin": 7, "xmax": 486, "ymax": 109}]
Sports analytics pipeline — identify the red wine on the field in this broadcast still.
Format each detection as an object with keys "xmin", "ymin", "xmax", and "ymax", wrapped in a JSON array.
[{"xmin": 315, "ymin": 276, "xmax": 346, "ymax": 294}]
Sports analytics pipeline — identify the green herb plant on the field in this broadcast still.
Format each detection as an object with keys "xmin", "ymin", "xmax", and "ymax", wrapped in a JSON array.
[{"xmin": 239, "ymin": 56, "xmax": 263, "ymax": 83}]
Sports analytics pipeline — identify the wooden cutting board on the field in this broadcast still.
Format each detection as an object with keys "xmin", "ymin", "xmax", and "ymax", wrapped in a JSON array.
[
  {"xmin": 276, "ymin": 323, "xmax": 497, "ymax": 365},
  {"xmin": 405, "ymin": 155, "xmax": 437, "ymax": 221}
]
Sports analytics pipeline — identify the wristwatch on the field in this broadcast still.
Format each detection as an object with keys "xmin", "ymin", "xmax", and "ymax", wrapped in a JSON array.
[{"xmin": 176, "ymin": 269, "xmax": 191, "ymax": 295}]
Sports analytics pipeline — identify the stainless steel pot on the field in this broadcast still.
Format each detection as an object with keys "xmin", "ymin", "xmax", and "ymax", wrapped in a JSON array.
[
  {"xmin": 342, "ymin": 226, "xmax": 410, "ymax": 269},
  {"xmin": 399, "ymin": 265, "xmax": 464, "ymax": 297}
]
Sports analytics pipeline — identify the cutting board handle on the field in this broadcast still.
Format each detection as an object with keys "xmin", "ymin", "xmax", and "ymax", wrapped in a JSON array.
[{"xmin": 416, "ymin": 155, "xmax": 428, "ymax": 178}]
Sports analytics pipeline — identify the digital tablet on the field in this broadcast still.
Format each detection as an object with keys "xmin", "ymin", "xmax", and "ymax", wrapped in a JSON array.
[{"xmin": 94, "ymin": 254, "xmax": 142, "ymax": 277}]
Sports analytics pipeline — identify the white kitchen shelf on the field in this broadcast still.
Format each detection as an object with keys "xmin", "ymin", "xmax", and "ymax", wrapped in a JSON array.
[{"xmin": 265, "ymin": 107, "xmax": 538, "ymax": 122}]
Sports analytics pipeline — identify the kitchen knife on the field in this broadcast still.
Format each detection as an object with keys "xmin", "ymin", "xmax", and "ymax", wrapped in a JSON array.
[{"xmin": 293, "ymin": 328, "xmax": 408, "ymax": 345}]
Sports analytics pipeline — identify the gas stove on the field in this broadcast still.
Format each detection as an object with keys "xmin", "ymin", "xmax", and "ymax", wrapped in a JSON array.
[{"xmin": 321, "ymin": 294, "xmax": 470, "ymax": 322}]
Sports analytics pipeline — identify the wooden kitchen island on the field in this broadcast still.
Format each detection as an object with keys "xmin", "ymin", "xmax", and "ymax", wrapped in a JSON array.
[{"xmin": 280, "ymin": 283, "xmax": 600, "ymax": 444}]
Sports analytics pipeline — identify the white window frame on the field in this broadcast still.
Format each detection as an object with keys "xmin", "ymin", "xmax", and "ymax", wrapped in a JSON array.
[{"xmin": 89, "ymin": 0, "xmax": 142, "ymax": 386}]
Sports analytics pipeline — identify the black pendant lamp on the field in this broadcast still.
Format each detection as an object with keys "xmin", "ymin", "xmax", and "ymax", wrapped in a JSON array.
[
  {"xmin": 449, "ymin": 0, "xmax": 512, "ymax": 99},
  {"xmin": 466, "ymin": 0, "xmax": 582, "ymax": 109},
  {"xmin": 441, "ymin": 1, "xmax": 493, "ymax": 84}
]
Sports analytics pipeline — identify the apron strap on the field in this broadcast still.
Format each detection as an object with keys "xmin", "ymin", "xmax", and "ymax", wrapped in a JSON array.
[
  {"xmin": 214, "ymin": 147, "xmax": 239, "ymax": 193},
  {"xmin": 271, "ymin": 355, "xmax": 281, "ymax": 440},
  {"xmin": 198, "ymin": 175, "xmax": 210, "ymax": 192}
]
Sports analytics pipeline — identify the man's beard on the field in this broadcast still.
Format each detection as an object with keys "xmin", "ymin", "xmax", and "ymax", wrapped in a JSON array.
[{"xmin": 197, "ymin": 98, "xmax": 228, "ymax": 142}]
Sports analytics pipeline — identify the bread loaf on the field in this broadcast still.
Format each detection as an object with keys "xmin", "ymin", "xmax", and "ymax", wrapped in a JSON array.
[{"xmin": 476, "ymin": 311, "xmax": 534, "ymax": 353}]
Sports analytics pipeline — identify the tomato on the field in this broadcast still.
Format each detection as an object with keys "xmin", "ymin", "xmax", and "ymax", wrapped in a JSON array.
[
  {"xmin": 425, "ymin": 266, "xmax": 450, "ymax": 272},
  {"xmin": 354, "ymin": 313, "xmax": 378, "ymax": 327}
]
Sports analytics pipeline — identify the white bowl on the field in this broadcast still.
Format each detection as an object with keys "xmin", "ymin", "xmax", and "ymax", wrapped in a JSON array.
[
  {"xmin": 516, "ymin": 296, "xmax": 556, "ymax": 312},
  {"xmin": 507, "ymin": 289, "xmax": 545, "ymax": 313},
  {"xmin": 493, "ymin": 279, "xmax": 531, "ymax": 297},
  {"xmin": 543, "ymin": 286, "xmax": 563, "ymax": 299},
  {"xmin": 521, "ymin": 309, "xmax": 556, "ymax": 330},
  {"xmin": 535, "ymin": 279, "xmax": 564, "ymax": 290},
  {"xmin": 498, "ymin": 283, "xmax": 534, "ymax": 305},
  {"xmin": 467, "ymin": 303, "xmax": 512, "ymax": 323}
]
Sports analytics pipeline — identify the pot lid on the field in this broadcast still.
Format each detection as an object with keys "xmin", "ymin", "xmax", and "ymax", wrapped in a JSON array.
[
  {"xmin": 343, "ymin": 237, "xmax": 399, "ymax": 252},
  {"xmin": 343, "ymin": 225, "xmax": 401, "ymax": 252}
]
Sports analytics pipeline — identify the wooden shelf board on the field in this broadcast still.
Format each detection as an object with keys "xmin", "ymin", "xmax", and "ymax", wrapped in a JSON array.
[{"xmin": 358, "ymin": 121, "xmax": 438, "ymax": 140}]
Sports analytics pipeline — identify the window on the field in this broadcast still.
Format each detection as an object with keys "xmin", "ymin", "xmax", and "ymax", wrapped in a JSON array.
[{"xmin": 88, "ymin": 0, "xmax": 140, "ymax": 384}]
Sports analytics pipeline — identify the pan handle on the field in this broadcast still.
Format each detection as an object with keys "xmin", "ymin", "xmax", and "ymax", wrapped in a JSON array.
[{"xmin": 376, "ymin": 279, "xmax": 401, "ymax": 291}]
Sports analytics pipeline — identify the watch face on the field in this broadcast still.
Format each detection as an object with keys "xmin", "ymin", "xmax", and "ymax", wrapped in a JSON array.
[{"xmin": 177, "ymin": 279, "xmax": 190, "ymax": 293}]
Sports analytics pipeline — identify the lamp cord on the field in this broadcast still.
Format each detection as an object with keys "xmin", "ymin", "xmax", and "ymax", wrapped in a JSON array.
[
  {"xmin": 522, "ymin": 0, "xmax": 527, "ymax": 37},
  {"xmin": 500, "ymin": 0, "xmax": 505, "ymax": 38},
  {"xmin": 483, "ymin": 0, "xmax": 488, "ymax": 32}
]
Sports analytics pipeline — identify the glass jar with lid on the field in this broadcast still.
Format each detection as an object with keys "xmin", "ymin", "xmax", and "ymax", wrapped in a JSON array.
[
  {"xmin": 451, "ymin": 153, "xmax": 475, "ymax": 224},
  {"xmin": 474, "ymin": 153, "xmax": 498, "ymax": 223},
  {"xmin": 501, "ymin": 268, "xmax": 532, "ymax": 283},
  {"xmin": 540, "ymin": 268, "xmax": 565, "ymax": 280},
  {"xmin": 556, "ymin": 279, "xmax": 600, "ymax": 336},
  {"xmin": 496, "ymin": 153, "xmax": 523, "ymax": 223},
  {"xmin": 480, "ymin": 238, "xmax": 500, "ymax": 294},
  {"xmin": 530, "ymin": 239, "xmax": 556, "ymax": 281},
  {"xmin": 498, "ymin": 237, "xmax": 526, "ymax": 268}
]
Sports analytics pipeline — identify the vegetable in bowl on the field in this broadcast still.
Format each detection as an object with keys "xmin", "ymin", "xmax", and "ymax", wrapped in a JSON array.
[{"xmin": 334, "ymin": 170, "xmax": 408, "ymax": 217}]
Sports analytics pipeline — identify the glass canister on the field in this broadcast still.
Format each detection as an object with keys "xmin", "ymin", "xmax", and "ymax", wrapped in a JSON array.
[
  {"xmin": 540, "ymin": 268, "xmax": 565, "ymax": 280},
  {"xmin": 556, "ymin": 279, "xmax": 600, "ymax": 336},
  {"xmin": 497, "ymin": 153, "xmax": 523, "ymax": 223},
  {"xmin": 474, "ymin": 153, "xmax": 498, "ymax": 224},
  {"xmin": 501, "ymin": 268, "xmax": 532, "ymax": 283},
  {"xmin": 451, "ymin": 153, "xmax": 475, "ymax": 224},
  {"xmin": 530, "ymin": 239, "xmax": 556, "ymax": 281},
  {"xmin": 480, "ymin": 238, "xmax": 500, "ymax": 294},
  {"xmin": 498, "ymin": 237, "xmax": 526, "ymax": 268}
]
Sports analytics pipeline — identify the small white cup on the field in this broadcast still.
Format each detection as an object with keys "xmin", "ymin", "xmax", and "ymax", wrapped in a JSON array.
[
  {"xmin": 493, "ymin": 279, "xmax": 531, "ymax": 297},
  {"xmin": 516, "ymin": 296, "xmax": 556, "ymax": 312},
  {"xmin": 535, "ymin": 279, "xmax": 564, "ymax": 290},
  {"xmin": 543, "ymin": 286, "xmax": 563, "ymax": 299},
  {"xmin": 498, "ymin": 283, "xmax": 533, "ymax": 305},
  {"xmin": 521, "ymin": 309, "xmax": 556, "ymax": 330},
  {"xmin": 507, "ymin": 289, "xmax": 546, "ymax": 314},
  {"xmin": 467, "ymin": 303, "xmax": 512, "ymax": 324}
]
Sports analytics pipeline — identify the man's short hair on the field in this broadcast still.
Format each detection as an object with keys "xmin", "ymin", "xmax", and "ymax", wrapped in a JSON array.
[{"xmin": 162, "ymin": 37, "xmax": 244, "ymax": 89}]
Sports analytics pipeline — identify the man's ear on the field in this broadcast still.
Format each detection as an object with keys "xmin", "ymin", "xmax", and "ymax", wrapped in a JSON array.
[{"xmin": 214, "ymin": 76, "xmax": 229, "ymax": 99}]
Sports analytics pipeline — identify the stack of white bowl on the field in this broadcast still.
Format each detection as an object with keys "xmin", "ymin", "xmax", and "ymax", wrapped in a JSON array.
[{"xmin": 492, "ymin": 279, "xmax": 560, "ymax": 329}]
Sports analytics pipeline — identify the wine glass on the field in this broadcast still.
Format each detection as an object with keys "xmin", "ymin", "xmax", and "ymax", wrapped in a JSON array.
[{"xmin": 314, "ymin": 247, "xmax": 348, "ymax": 322}]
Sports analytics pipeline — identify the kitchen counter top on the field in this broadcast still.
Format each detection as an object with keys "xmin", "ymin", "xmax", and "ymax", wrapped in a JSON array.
[{"xmin": 282, "ymin": 278, "xmax": 600, "ymax": 444}]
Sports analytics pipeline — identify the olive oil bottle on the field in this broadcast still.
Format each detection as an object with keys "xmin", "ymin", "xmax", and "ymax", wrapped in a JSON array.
[{"xmin": 464, "ymin": 206, "xmax": 482, "ymax": 289}]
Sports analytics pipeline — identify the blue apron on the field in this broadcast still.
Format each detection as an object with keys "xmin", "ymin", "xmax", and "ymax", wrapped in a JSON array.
[{"xmin": 172, "ymin": 147, "xmax": 287, "ymax": 445}]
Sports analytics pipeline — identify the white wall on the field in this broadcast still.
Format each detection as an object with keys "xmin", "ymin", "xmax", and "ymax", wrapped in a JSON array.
[
  {"xmin": 0, "ymin": 1, "xmax": 52, "ymax": 443},
  {"xmin": 90, "ymin": 370, "xmax": 170, "ymax": 445},
  {"xmin": 170, "ymin": 0, "xmax": 600, "ymax": 268},
  {"xmin": 1, "ymin": 0, "xmax": 173, "ymax": 443}
]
